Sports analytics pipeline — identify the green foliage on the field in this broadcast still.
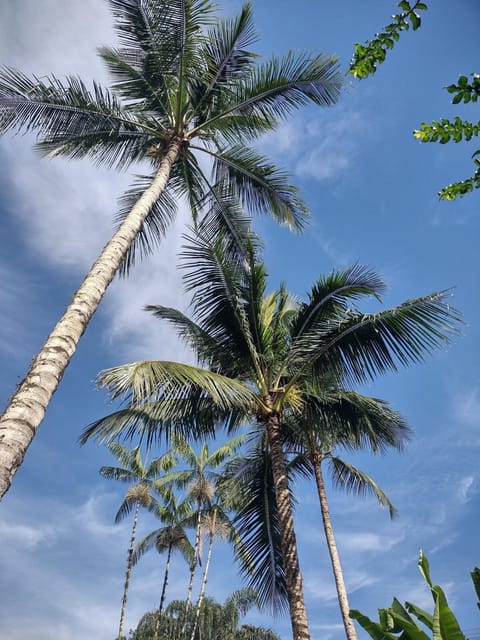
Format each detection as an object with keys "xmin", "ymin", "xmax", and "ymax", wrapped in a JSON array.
[
  {"xmin": 129, "ymin": 589, "xmax": 280, "ymax": 640},
  {"xmin": 350, "ymin": 551, "xmax": 473, "ymax": 640},
  {"xmin": 414, "ymin": 73, "xmax": 480, "ymax": 200},
  {"xmin": 349, "ymin": 1, "xmax": 427, "ymax": 79}
]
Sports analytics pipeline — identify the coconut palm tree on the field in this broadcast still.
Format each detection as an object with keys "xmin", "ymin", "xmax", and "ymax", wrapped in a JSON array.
[
  {"xmin": 0, "ymin": 0, "xmax": 342, "ymax": 500},
  {"xmin": 282, "ymin": 389, "xmax": 410, "ymax": 640},
  {"xmin": 134, "ymin": 486, "xmax": 194, "ymax": 640},
  {"xmin": 132, "ymin": 588, "xmax": 280, "ymax": 640},
  {"xmin": 99, "ymin": 442, "xmax": 176, "ymax": 640},
  {"xmin": 169, "ymin": 432, "xmax": 246, "ymax": 629},
  {"xmin": 82, "ymin": 230, "xmax": 461, "ymax": 640}
]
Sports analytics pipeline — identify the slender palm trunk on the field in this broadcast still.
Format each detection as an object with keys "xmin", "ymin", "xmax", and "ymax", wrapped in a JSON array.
[
  {"xmin": 265, "ymin": 400, "xmax": 310, "ymax": 640},
  {"xmin": 312, "ymin": 453, "xmax": 357, "ymax": 640},
  {"xmin": 0, "ymin": 139, "xmax": 182, "ymax": 500},
  {"xmin": 118, "ymin": 500, "xmax": 141, "ymax": 640},
  {"xmin": 153, "ymin": 541, "xmax": 173, "ymax": 640},
  {"xmin": 183, "ymin": 504, "xmax": 202, "ymax": 633},
  {"xmin": 190, "ymin": 510, "xmax": 216, "ymax": 640}
]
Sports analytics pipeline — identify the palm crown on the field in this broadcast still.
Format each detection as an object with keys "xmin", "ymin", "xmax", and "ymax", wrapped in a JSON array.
[{"xmin": 0, "ymin": 0, "xmax": 342, "ymax": 501}]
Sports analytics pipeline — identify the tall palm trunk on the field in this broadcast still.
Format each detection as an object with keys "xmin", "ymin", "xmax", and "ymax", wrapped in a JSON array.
[
  {"xmin": 183, "ymin": 503, "xmax": 202, "ymax": 634},
  {"xmin": 0, "ymin": 139, "xmax": 182, "ymax": 501},
  {"xmin": 312, "ymin": 452, "xmax": 357, "ymax": 640},
  {"xmin": 190, "ymin": 509, "xmax": 217, "ymax": 640},
  {"xmin": 265, "ymin": 400, "xmax": 310, "ymax": 640},
  {"xmin": 118, "ymin": 500, "xmax": 142, "ymax": 640},
  {"xmin": 153, "ymin": 541, "xmax": 173, "ymax": 640}
]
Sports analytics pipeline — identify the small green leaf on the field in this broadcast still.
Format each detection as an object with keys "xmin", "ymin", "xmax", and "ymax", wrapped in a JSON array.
[
  {"xmin": 452, "ymin": 93, "xmax": 463, "ymax": 104},
  {"xmin": 398, "ymin": 0, "xmax": 411, "ymax": 10},
  {"xmin": 458, "ymin": 75, "xmax": 469, "ymax": 87},
  {"xmin": 416, "ymin": 2, "xmax": 428, "ymax": 10},
  {"xmin": 410, "ymin": 12, "xmax": 421, "ymax": 29}
]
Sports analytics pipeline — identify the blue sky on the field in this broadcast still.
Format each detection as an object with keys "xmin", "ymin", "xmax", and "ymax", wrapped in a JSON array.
[{"xmin": 0, "ymin": 1, "xmax": 479, "ymax": 639}]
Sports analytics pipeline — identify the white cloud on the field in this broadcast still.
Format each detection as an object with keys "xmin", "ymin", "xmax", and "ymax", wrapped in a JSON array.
[
  {"xmin": 452, "ymin": 387, "xmax": 480, "ymax": 429},
  {"xmin": 260, "ymin": 109, "xmax": 366, "ymax": 183}
]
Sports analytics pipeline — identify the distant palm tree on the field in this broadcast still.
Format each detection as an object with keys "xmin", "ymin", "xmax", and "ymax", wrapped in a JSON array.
[
  {"xmin": 83, "ymin": 230, "xmax": 461, "ymax": 640},
  {"xmin": 132, "ymin": 588, "xmax": 280, "ymax": 640},
  {"xmin": 134, "ymin": 486, "xmax": 194, "ymax": 640},
  {"xmin": 170, "ymin": 433, "xmax": 246, "ymax": 630},
  {"xmin": 0, "ymin": 0, "xmax": 342, "ymax": 500},
  {"xmin": 99, "ymin": 442, "xmax": 175, "ymax": 640}
]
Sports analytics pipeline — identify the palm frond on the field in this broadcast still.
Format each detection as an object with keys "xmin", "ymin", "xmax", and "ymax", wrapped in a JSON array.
[
  {"xmin": 290, "ymin": 264, "xmax": 386, "ymax": 341},
  {"xmin": 99, "ymin": 465, "xmax": 139, "ymax": 483},
  {"xmin": 289, "ymin": 290, "xmax": 462, "ymax": 388},
  {"xmin": 224, "ymin": 445, "xmax": 289, "ymax": 615},
  {"xmin": 0, "ymin": 68, "xmax": 153, "ymax": 168},
  {"xmin": 328, "ymin": 456, "xmax": 397, "ymax": 519},
  {"xmin": 191, "ymin": 3, "xmax": 258, "ymax": 123},
  {"xmin": 97, "ymin": 360, "xmax": 257, "ymax": 410},
  {"xmin": 190, "ymin": 50, "xmax": 341, "ymax": 139},
  {"xmin": 79, "ymin": 395, "xmax": 244, "ymax": 446},
  {"xmin": 115, "ymin": 174, "xmax": 178, "ymax": 276},
  {"xmin": 210, "ymin": 145, "xmax": 309, "ymax": 231}
]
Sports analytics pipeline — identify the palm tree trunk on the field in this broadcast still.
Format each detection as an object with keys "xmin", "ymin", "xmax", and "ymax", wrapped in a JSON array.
[
  {"xmin": 153, "ymin": 541, "xmax": 173, "ymax": 640},
  {"xmin": 312, "ymin": 453, "xmax": 357, "ymax": 640},
  {"xmin": 190, "ymin": 510, "xmax": 217, "ymax": 640},
  {"xmin": 183, "ymin": 504, "xmax": 202, "ymax": 634},
  {"xmin": 118, "ymin": 500, "xmax": 141, "ymax": 640},
  {"xmin": 265, "ymin": 401, "xmax": 310, "ymax": 640},
  {"xmin": 0, "ymin": 138, "xmax": 182, "ymax": 500}
]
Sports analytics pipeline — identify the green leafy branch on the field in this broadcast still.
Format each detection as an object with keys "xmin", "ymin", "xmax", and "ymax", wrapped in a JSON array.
[
  {"xmin": 414, "ymin": 73, "xmax": 480, "ymax": 200},
  {"xmin": 349, "ymin": 1, "xmax": 428, "ymax": 79}
]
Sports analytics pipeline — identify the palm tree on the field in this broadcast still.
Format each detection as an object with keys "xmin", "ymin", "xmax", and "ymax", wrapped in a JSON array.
[
  {"xmin": 283, "ymin": 389, "xmax": 410, "ymax": 640},
  {"xmin": 99, "ymin": 442, "xmax": 176, "ymax": 640},
  {"xmin": 134, "ymin": 486, "xmax": 194, "ymax": 640},
  {"xmin": 169, "ymin": 433, "xmax": 246, "ymax": 629},
  {"xmin": 0, "ymin": 0, "xmax": 342, "ymax": 500},
  {"xmin": 83, "ymin": 230, "xmax": 461, "ymax": 640},
  {"xmin": 190, "ymin": 491, "xmax": 242, "ymax": 640},
  {"xmin": 132, "ymin": 588, "xmax": 280, "ymax": 640}
]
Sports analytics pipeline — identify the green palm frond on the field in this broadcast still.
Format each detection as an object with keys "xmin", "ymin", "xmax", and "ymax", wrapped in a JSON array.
[
  {"xmin": 328, "ymin": 456, "xmax": 397, "ymax": 519},
  {"xmin": 224, "ymin": 444, "xmax": 289, "ymax": 615},
  {"xmin": 0, "ymin": 68, "xmax": 153, "ymax": 168},
  {"xmin": 97, "ymin": 359, "xmax": 257, "ymax": 409},
  {"xmin": 99, "ymin": 465, "xmax": 139, "ymax": 483},
  {"xmin": 191, "ymin": 50, "xmax": 342, "ymax": 136},
  {"xmin": 290, "ymin": 264, "xmax": 386, "ymax": 341},
  {"xmin": 287, "ymin": 389, "xmax": 410, "ymax": 455},
  {"xmin": 289, "ymin": 290, "xmax": 462, "ymax": 388},
  {"xmin": 80, "ymin": 395, "xmax": 244, "ymax": 446},
  {"xmin": 191, "ymin": 2, "xmax": 258, "ymax": 123},
  {"xmin": 210, "ymin": 145, "xmax": 309, "ymax": 230},
  {"xmin": 115, "ymin": 175, "xmax": 178, "ymax": 276}
]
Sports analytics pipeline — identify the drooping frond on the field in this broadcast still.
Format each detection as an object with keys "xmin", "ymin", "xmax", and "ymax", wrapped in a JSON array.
[
  {"xmin": 328, "ymin": 456, "xmax": 397, "ymax": 519},
  {"xmin": 286, "ymin": 388, "xmax": 411, "ymax": 455},
  {"xmin": 223, "ymin": 443, "xmax": 289, "ymax": 615},
  {"xmin": 116, "ymin": 174, "xmax": 178, "ymax": 276},
  {"xmin": 210, "ymin": 145, "xmax": 309, "ymax": 230},
  {"xmin": 80, "ymin": 394, "xmax": 245, "ymax": 446},
  {"xmin": 97, "ymin": 360, "xmax": 257, "ymax": 410}
]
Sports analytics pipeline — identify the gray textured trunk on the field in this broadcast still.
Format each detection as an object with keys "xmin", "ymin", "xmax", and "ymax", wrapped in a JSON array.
[
  {"xmin": 0, "ymin": 139, "xmax": 182, "ymax": 500},
  {"xmin": 265, "ymin": 399, "xmax": 310, "ymax": 640},
  {"xmin": 118, "ymin": 501, "xmax": 141, "ymax": 640},
  {"xmin": 312, "ymin": 454, "xmax": 357, "ymax": 640}
]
